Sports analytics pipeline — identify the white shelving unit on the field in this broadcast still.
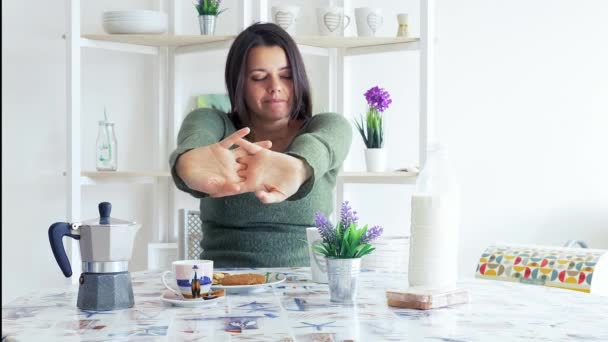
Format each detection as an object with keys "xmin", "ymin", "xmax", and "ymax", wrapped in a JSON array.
[{"xmin": 66, "ymin": 0, "xmax": 433, "ymax": 272}]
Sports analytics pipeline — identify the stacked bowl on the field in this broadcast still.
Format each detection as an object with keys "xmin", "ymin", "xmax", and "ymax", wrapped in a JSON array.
[{"xmin": 102, "ymin": 10, "xmax": 168, "ymax": 34}]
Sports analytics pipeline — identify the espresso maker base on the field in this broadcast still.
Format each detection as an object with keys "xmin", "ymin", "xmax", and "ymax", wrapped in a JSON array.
[{"xmin": 77, "ymin": 272, "xmax": 134, "ymax": 311}]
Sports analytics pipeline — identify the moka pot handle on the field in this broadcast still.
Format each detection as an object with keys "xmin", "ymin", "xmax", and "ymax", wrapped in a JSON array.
[{"xmin": 48, "ymin": 222, "xmax": 81, "ymax": 277}]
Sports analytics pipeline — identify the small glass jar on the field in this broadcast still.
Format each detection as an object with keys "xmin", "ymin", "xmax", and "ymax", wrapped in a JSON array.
[{"xmin": 96, "ymin": 121, "xmax": 117, "ymax": 171}]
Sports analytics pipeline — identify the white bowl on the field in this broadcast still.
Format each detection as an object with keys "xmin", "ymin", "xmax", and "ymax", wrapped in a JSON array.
[
  {"xmin": 103, "ymin": 20, "xmax": 167, "ymax": 34},
  {"xmin": 102, "ymin": 10, "xmax": 167, "ymax": 34},
  {"xmin": 102, "ymin": 10, "xmax": 166, "ymax": 18}
]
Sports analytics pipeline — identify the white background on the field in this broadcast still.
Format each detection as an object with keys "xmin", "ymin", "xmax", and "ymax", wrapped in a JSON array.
[{"xmin": 3, "ymin": 0, "xmax": 608, "ymax": 304}]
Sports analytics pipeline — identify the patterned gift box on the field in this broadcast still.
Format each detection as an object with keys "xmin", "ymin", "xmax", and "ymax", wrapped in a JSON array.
[{"xmin": 475, "ymin": 244, "xmax": 608, "ymax": 295}]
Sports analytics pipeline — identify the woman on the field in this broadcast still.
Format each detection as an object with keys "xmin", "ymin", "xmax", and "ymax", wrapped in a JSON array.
[{"xmin": 169, "ymin": 23, "xmax": 352, "ymax": 267}]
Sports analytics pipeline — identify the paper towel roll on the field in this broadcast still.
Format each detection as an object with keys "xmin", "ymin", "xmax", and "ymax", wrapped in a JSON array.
[{"xmin": 475, "ymin": 244, "xmax": 608, "ymax": 296}]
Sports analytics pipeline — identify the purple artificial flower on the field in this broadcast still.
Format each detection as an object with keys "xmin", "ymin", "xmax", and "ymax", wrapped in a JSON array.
[
  {"xmin": 364, "ymin": 86, "xmax": 392, "ymax": 112},
  {"xmin": 340, "ymin": 201, "xmax": 358, "ymax": 230},
  {"xmin": 361, "ymin": 225, "xmax": 384, "ymax": 243},
  {"xmin": 315, "ymin": 212, "xmax": 335, "ymax": 243}
]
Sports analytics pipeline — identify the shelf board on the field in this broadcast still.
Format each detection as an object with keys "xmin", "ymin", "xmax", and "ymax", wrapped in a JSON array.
[
  {"xmin": 81, "ymin": 170, "xmax": 171, "ymax": 177},
  {"xmin": 81, "ymin": 34, "xmax": 419, "ymax": 50},
  {"xmin": 80, "ymin": 170, "xmax": 171, "ymax": 185},
  {"xmin": 295, "ymin": 36, "xmax": 419, "ymax": 49},
  {"xmin": 82, "ymin": 34, "xmax": 234, "ymax": 47},
  {"xmin": 338, "ymin": 171, "xmax": 418, "ymax": 184}
]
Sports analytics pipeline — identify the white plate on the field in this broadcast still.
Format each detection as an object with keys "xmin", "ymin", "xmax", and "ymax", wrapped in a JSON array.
[
  {"xmin": 212, "ymin": 272, "xmax": 287, "ymax": 294},
  {"xmin": 160, "ymin": 290, "xmax": 225, "ymax": 307}
]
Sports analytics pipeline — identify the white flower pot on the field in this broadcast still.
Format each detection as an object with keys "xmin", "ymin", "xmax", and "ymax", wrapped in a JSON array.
[{"xmin": 364, "ymin": 148, "xmax": 387, "ymax": 172}]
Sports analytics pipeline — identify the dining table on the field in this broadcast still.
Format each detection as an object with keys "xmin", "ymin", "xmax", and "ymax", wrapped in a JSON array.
[{"xmin": 2, "ymin": 266, "xmax": 608, "ymax": 341}]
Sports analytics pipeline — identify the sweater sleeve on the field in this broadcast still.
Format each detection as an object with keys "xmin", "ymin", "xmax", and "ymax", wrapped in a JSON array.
[
  {"xmin": 284, "ymin": 113, "xmax": 353, "ymax": 201},
  {"xmin": 168, "ymin": 108, "xmax": 230, "ymax": 198}
]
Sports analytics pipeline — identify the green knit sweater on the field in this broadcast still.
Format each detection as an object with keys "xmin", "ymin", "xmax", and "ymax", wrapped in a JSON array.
[{"xmin": 169, "ymin": 108, "xmax": 352, "ymax": 267}]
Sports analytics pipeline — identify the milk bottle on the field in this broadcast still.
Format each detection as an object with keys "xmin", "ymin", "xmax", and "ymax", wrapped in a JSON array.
[{"xmin": 408, "ymin": 143, "xmax": 460, "ymax": 288}]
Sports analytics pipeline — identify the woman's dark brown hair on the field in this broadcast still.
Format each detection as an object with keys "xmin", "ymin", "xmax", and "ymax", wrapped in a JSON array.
[{"xmin": 225, "ymin": 22, "xmax": 312, "ymax": 128}]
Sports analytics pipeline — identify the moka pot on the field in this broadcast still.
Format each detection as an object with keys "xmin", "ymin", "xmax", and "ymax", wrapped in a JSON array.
[{"xmin": 48, "ymin": 202, "xmax": 141, "ymax": 310}]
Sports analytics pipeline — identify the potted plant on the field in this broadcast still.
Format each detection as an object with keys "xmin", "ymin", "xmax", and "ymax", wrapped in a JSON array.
[
  {"xmin": 313, "ymin": 201, "xmax": 384, "ymax": 303},
  {"xmin": 194, "ymin": 0, "xmax": 228, "ymax": 35},
  {"xmin": 354, "ymin": 85, "xmax": 392, "ymax": 172}
]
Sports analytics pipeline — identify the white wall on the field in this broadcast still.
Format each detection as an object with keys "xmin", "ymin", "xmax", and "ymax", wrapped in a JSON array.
[
  {"xmin": 3, "ymin": 0, "xmax": 72, "ymax": 305},
  {"xmin": 434, "ymin": 0, "xmax": 608, "ymax": 273},
  {"xmin": 3, "ymin": 0, "xmax": 608, "ymax": 304}
]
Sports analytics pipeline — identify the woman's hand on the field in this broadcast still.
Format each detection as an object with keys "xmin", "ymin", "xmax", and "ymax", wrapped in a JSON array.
[
  {"xmin": 234, "ymin": 148, "xmax": 313, "ymax": 204},
  {"xmin": 175, "ymin": 127, "xmax": 271, "ymax": 197}
]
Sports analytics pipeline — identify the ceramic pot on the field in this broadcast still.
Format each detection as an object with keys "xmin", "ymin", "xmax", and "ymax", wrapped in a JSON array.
[{"xmin": 365, "ymin": 148, "xmax": 387, "ymax": 172}]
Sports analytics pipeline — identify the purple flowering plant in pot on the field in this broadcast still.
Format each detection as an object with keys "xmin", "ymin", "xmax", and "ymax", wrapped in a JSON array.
[
  {"xmin": 354, "ymin": 86, "xmax": 392, "ymax": 149},
  {"xmin": 354, "ymin": 86, "xmax": 392, "ymax": 172},
  {"xmin": 313, "ymin": 201, "xmax": 384, "ymax": 259},
  {"xmin": 314, "ymin": 201, "xmax": 384, "ymax": 303}
]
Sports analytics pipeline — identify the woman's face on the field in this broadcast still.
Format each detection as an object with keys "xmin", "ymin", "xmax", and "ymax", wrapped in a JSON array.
[{"xmin": 244, "ymin": 46, "xmax": 294, "ymax": 122}]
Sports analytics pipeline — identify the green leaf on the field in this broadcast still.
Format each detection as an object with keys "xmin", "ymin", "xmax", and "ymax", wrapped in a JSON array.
[
  {"xmin": 351, "ymin": 224, "xmax": 367, "ymax": 245},
  {"xmin": 352, "ymin": 244, "xmax": 368, "ymax": 256},
  {"xmin": 312, "ymin": 245, "xmax": 330, "ymax": 256},
  {"xmin": 354, "ymin": 116, "xmax": 370, "ymax": 147},
  {"xmin": 356, "ymin": 245, "xmax": 375, "ymax": 258},
  {"xmin": 342, "ymin": 225, "xmax": 351, "ymax": 243}
]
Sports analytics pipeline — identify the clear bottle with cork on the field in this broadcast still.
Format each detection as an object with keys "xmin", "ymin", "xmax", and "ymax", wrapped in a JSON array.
[{"xmin": 96, "ymin": 108, "xmax": 117, "ymax": 171}]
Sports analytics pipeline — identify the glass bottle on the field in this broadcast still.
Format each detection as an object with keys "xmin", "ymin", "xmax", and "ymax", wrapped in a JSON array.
[
  {"xmin": 408, "ymin": 143, "xmax": 460, "ymax": 288},
  {"xmin": 96, "ymin": 120, "xmax": 117, "ymax": 171}
]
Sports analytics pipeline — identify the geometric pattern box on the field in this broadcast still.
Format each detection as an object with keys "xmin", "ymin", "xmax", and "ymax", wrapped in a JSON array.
[{"xmin": 476, "ymin": 244, "xmax": 608, "ymax": 295}]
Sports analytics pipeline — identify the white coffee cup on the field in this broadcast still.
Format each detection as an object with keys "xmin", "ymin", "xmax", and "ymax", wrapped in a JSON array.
[
  {"xmin": 355, "ymin": 7, "xmax": 383, "ymax": 37},
  {"xmin": 161, "ymin": 260, "xmax": 213, "ymax": 299},
  {"xmin": 306, "ymin": 227, "xmax": 328, "ymax": 283},
  {"xmin": 271, "ymin": 6, "xmax": 299, "ymax": 35},
  {"xmin": 316, "ymin": 7, "xmax": 351, "ymax": 36}
]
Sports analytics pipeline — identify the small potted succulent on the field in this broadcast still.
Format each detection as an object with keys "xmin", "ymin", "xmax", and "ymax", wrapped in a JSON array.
[
  {"xmin": 354, "ymin": 85, "xmax": 392, "ymax": 172},
  {"xmin": 194, "ymin": 0, "xmax": 228, "ymax": 35},
  {"xmin": 313, "ymin": 201, "xmax": 383, "ymax": 303}
]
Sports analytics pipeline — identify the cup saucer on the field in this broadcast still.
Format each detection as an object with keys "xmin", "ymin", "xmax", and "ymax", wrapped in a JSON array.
[{"xmin": 160, "ymin": 290, "xmax": 225, "ymax": 307}]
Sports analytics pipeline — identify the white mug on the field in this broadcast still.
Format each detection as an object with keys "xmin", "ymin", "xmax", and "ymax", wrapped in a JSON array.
[
  {"xmin": 316, "ymin": 7, "xmax": 351, "ymax": 36},
  {"xmin": 306, "ymin": 227, "xmax": 328, "ymax": 283},
  {"xmin": 271, "ymin": 6, "xmax": 299, "ymax": 35},
  {"xmin": 355, "ymin": 7, "xmax": 383, "ymax": 37},
  {"xmin": 161, "ymin": 260, "xmax": 213, "ymax": 299}
]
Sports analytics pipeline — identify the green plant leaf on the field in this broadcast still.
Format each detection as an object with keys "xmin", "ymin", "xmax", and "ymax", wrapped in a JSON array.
[
  {"xmin": 354, "ymin": 115, "xmax": 372, "ymax": 148},
  {"xmin": 352, "ymin": 244, "xmax": 368, "ymax": 256},
  {"xmin": 356, "ymin": 245, "xmax": 375, "ymax": 258},
  {"xmin": 351, "ymin": 224, "xmax": 367, "ymax": 245},
  {"xmin": 312, "ymin": 245, "xmax": 330, "ymax": 257}
]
